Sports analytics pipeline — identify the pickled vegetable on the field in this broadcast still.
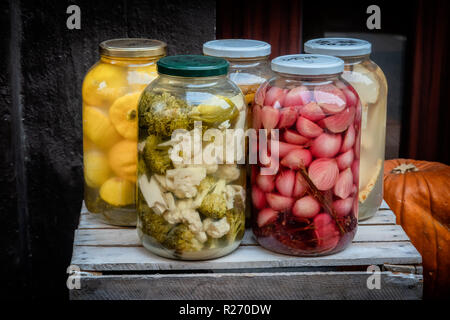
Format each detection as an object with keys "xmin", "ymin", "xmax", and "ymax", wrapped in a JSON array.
[
  {"xmin": 82, "ymin": 42, "xmax": 164, "ymax": 225},
  {"xmin": 138, "ymin": 90, "xmax": 246, "ymax": 260}
]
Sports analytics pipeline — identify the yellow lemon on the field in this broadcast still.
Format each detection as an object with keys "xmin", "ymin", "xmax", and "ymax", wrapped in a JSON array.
[
  {"xmin": 84, "ymin": 151, "xmax": 111, "ymax": 188},
  {"xmin": 83, "ymin": 136, "xmax": 98, "ymax": 152},
  {"xmin": 126, "ymin": 64, "xmax": 158, "ymax": 92},
  {"xmin": 82, "ymin": 63, "xmax": 128, "ymax": 107},
  {"xmin": 83, "ymin": 106, "xmax": 122, "ymax": 149},
  {"xmin": 109, "ymin": 92, "xmax": 140, "ymax": 140},
  {"xmin": 100, "ymin": 177, "xmax": 135, "ymax": 206},
  {"xmin": 109, "ymin": 140, "xmax": 137, "ymax": 182}
]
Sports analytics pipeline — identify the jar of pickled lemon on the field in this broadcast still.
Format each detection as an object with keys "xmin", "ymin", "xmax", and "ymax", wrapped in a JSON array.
[
  {"xmin": 137, "ymin": 55, "xmax": 246, "ymax": 260},
  {"xmin": 305, "ymin": 38, "xmax": 387, "ymax": 221},
  {"xmin": 203, "ymin": 39, "xmax": 273, "ymax": 222},
  {"xmin": 82, "ymin": 38, "xmax": 166, "ymax": 226}
]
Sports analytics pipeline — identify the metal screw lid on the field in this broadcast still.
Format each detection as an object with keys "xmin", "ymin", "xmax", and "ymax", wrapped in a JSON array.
[{"xmin": 99, "ymin": 38, "xmax": 167, "ymax": 58}]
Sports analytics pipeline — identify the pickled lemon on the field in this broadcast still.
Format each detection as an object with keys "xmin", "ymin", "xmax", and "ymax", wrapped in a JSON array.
[
  {"xmin": 84, "ymin": 151, "xmax": 111, "ymax": 188},
  {"xmin": 109, "ymin": 140, "xmax": 137, "ymax": 182},
  {"xmin": 83, "ymin": 106, "xmax": 122, "ymax": 149},
  {"xmin": 127, "ymin": 64, "xmax": 158, "ymax": 92},
  {"xmin": 109, "ymin": 92, "xmax": 140, "ymax": 140},
  {"xmin": 83, "ymin": 136, "xmax": 98, "ymax": 152},
  {"xmin": 100, "ymin": 177, "xmax": 135, "ymax": 206},
  {"xmin": 82, "ymin": 63, "xmax": 127, "ymax": 107}
]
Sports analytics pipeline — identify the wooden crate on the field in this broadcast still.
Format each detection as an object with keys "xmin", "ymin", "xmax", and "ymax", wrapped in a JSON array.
[{"xmin": 69, "ymin": 201, "xmax": 422, "ymax": 300}]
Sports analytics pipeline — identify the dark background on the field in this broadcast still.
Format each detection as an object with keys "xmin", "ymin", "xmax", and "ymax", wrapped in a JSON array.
[{"xmin": 1, "ymin": 0, "xmax": 449, "ymax": 300}]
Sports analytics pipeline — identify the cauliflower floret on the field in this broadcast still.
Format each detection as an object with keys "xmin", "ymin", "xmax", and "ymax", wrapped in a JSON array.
[
  {"xmin": 215, "ymin": 164, "xmax": 241, "ymax": 182},
  {"xmin": 138, "ymin": 175, "xmax": 168, "ymax": 214},
  {"xmin": 203, "ymin": 217, "xmax": 231, "ymax": 239},
  {"xmin": 159, "ymin": 167, "xmax": 207, "ymax": 199},
  {"xmin": 196, "ymin": 231, "xmax": 208, "ymax": 243},
  {"xmin": 162, "ymin": 199, "xmax": 204, "ymax": 236},
  {"xmin": 224, "ymin": 185, "xmax": 245, "ymax": 210}
]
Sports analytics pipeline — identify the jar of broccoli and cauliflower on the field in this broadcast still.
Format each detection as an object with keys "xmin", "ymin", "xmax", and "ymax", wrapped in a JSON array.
[
  {"xmin": 82, "ymin": 38, "xmax": 166, "ymax": 226},
  {"xmin": 137, "ymin": 55, "xmax": 247, "ymax": 260},
  {"xmin": 305, "ymin": 38, "xmax": 387, "ymax": 221}
]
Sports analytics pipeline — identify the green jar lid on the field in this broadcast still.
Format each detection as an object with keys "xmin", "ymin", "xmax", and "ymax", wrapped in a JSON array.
[{"xmin": 157, "ymin": 55, "xmax": 229, "ymax": 77}]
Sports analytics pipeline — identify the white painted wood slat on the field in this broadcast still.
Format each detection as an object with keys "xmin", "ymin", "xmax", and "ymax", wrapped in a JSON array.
[
  {"xmin": 70, "ymin": 271, "xmax": 422, "ymax": 300},
  {"xmin": 71, "ymin": 241, "xmax": 421, "ymax": 272},
  {"xmin": 74, "ymin": 224, "xmax": 409, "ymax": 247}
]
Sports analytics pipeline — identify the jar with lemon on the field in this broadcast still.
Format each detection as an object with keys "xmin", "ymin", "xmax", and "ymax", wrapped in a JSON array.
[{"xmin": 82, "ymin": 38, "xmax": 166, "ymax": 226}]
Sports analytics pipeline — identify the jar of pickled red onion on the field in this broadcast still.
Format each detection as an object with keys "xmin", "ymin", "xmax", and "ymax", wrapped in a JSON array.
[
  {"xmin": 305, "ymin": 38, "xmax": 387, "ymax": 221},
  {"xmin": 251, "ymin": 54, "xmax": 361, "ymax": 256}
]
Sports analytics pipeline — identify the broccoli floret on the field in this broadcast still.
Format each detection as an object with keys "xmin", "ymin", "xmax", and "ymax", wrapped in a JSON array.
[
  {"xmin": 138, "ymin": 203, "xmax": 172, "ymax": 243},
  {"xmin": 190, "ymin": 96, "xmax": 239, "ymax": 127},
  {"xmin": 204, "ymin": 237, "xmax": 222, "ymax": 250},
  {"xmin": 226, "ymin": 209, "xmax": 245, "ymax": 244},
  {"xmin": 163, "ymin": 224, "xmax": 203, "ymax": 253},
  {"xmin": 139, "ymin": 91, "xmax": 194, "ymax": 137},
  {"xmin": 198, "ymin": 179, "xmax": 228, "ymax": 219},
  {"xmin": 142, "ymin": 135, "xmax": 173, "ymax": 175}
]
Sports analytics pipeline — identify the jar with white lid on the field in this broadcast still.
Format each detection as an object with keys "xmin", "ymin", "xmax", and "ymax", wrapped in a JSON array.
[
  {"xmin": 305, "ymin": 38, "xmax": 388, "ymax": 221},
  {"xmin": 251, "ymin": 54, "xmax": 361, "ymax": 256},
  {"xmin": 203, "ymin": 39, "xmax": 274, "ymax": 222},
  {"xmin": 203, "ymin": 39, "xmax": 274, "ymax": 108}
]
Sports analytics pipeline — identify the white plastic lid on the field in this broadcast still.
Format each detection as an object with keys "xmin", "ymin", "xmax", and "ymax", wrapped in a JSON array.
[
  {"xmin": 203, "ymin": 39, "xmax": 271, "ymax": 58},
  {"xmin": 271, "ymin": 54, "xmax": 344, "ymax": 76},
  {"xmin": 304, "ymin": 38, "xmax": 372, "ymax": 57}
]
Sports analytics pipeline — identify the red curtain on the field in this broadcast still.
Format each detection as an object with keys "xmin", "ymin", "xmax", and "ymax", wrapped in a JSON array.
[
  {"xmin": 216, "ymin": 0, "xmax": 302, "ymax": 59},
  {"xmin": 402, "ymin": 0, "xmax": 450, "ymax": 164}
]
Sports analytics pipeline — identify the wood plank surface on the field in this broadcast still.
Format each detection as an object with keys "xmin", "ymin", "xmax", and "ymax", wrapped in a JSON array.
[
  {"xmin": 71, "ymin": 241, "xmax": 421, "ymax": 272},
  {"xmin": 74, "ymin": 224, "xmax": 409, "ymax": 247},
  {"xmin": 69, "ymin": 271, "xmax": 422, "ymax": 300},
  {"xmin": 78, "ymin": 200, "xmax": 396, "ymax": 229}
]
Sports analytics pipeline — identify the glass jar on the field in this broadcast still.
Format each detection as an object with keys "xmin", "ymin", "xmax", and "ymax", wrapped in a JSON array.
[
  {"xmin": 137, "ymin": 55, "xmax": 247, "ymax": 260},
  {"xmin": 82, "ymin": 38, "xmax": 166, "ymax": 226},
  {"xmin": 203, "ymin": 39, "xmax": 273, "ymax": 108},
  {"xmin": 203, "ymin": 39, "xmax": 274, "ymax": 222},
  {"xmin": 251, "ymin": 54, "xmax": 361, "ymax": 256},
  {"xmin": 305, "ymin": 38, "xmax": 387, "ymax": 221}
]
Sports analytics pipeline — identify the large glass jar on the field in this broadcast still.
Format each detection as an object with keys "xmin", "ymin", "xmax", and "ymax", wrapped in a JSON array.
[
  {"xmin": 251, "ymin": 54, "xmax": 361, "ymax": 256},
  {"xmin": 82, "ymin": 38, "xmax": 166, "ymax": 226},
  {"xmin": 203, "ymin": 39, "xmax": 274, "ymax": 222},
  {"xmin": 203, "ymin": 39, "xmax": 273, "ymax": 108},
  {"xmin": 137, "ymin": 55, "xmax": 247, "ymax": 260},
  {"xmin": 305, "ymin": 38, "xmax": 387, "ymax": 221}
]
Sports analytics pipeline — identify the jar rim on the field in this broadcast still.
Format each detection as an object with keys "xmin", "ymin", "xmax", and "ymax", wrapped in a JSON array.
[
  {"xmin": 203, "ymin": 39, "xmax": 271, "ymax": 58},
  {"xmin": 271, "ymin": 54, "xmax": 344, "ymax": 76},
  {"xmin": 304, "ymin": 38, "xmax": 372, "ymax": 57},
  {"xmin": 99, "ymin": 38, "xmax": 167, "ymax": 58},
  {"xmin": 157, "ymin": 55, "xmax": 229, "ymax": 77}
]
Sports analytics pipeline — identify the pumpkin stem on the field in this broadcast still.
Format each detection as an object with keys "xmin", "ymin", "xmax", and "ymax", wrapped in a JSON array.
[{"xmin": 391, "ymin": 163, "xmax": 418, "ymax": 174}]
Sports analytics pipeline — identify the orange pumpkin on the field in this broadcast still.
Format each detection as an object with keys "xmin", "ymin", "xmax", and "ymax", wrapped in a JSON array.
[{"xmin": 384, "ymin": 159, "xmax": 450, "ymax": 299}]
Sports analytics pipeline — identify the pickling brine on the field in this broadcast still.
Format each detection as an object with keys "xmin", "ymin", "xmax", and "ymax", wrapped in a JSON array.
[
  {"xmin": 305, "ymin": 38, "xmax": 387, "ymax": 220},
  {"xmin": 82, "ymin": 38, "xmax": 166, "ymax": 226},
  {"xmin": 137, "ymin": 55, "xmax": 247, "ymax": 260},
  {"xmin": 251, "ymin": 54, "xmax": 361, "ymax": 256}
]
